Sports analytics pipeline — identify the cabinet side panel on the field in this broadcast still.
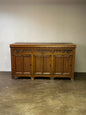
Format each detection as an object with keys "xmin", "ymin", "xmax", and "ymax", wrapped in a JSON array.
[
  {"xmin": 71, "ymin": 48, "xmax": 76, "ymax": 79},
  {"xmin": 11, "ymin": 48, "xmax": 15, "ymax": 76}
]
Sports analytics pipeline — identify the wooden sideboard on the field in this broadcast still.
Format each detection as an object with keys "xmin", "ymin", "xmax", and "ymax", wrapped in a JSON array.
[{"xmin": 10, "ymin": 43, "xmax": 76, "ymax": 80}]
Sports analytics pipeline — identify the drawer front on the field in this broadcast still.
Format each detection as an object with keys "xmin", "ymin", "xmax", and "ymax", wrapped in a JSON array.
[
  {"xmin": 13, "ymin": 48, "xmax": 32, "ymax": 54},
  {"xmin": 54, "ymin": 47, "xmax": 73, "ymax": 55},
  {"xmin": 33, "ymin": 48, "xmax": 52, "ymax": 54}
]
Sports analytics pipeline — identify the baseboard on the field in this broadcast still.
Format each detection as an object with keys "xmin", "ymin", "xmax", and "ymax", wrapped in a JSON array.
[
  {"xmin": 74, "ymin": 72, "xmax": 86, "ymax": 77},
  {"xmin": 0, "ymin": 71, "xmax": 11, "ymax": 74}
]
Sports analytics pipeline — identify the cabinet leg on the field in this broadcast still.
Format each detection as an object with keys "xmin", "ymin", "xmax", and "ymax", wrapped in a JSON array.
[
  {"xmin": 71, "ymin": 75, "xmax": 74, "ymax": 80},
  {"xmin": 71, "ymin": 77, "xmax": 74, "ymax": 80},
  {"xmin": 51, "ymin": 77, "xmax": 54, "ymax": 80},
  {"xmin": 31, "ymin": 77, "xmax": 34, "ymax": 80}
]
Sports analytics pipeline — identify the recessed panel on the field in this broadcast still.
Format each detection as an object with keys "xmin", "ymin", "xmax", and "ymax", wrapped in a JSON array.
[
  {"xmin": 15, "ymin": 56, "xmax": 23, "ymax": 74},
  {"xmin": 63, "ymin": 56, "xmax": 72, "ymax": 74},
  {"xmin": 43, "ymin": 55, "xmax": 51, "ymax": 74},
  {"xmin": 53, "ymin": 55, "xmax": 63, "ymax": 74},
  {"xmin": 23, "ymin": 55, "xmax": 31, "ymax": 74},
  {"xmin": 34, "ymin": 55, "xmax": 43, "ymax": 74}
]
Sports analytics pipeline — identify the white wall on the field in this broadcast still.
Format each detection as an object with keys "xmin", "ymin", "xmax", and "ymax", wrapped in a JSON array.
[{"xmin": 0, "ymin": 3, "xmax": 86, "ymax": 72}]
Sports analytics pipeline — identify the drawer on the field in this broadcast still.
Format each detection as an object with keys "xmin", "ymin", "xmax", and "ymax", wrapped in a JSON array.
[
  {"xmin": 33, "ymin": 48, "xmax": 52, "ymax": 53},
  {"xmin": 54, "ymin": 47, "xmax": 73, "ymax": 53},
  {"xmin": 13, "ymin": 48, "xmax": 32, "ymax": 54}
]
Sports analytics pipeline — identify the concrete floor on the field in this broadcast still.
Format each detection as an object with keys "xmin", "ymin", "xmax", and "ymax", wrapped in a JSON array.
[{"xmin": 0, "ymin": 72, "xmax": 86, "ymax": 115}]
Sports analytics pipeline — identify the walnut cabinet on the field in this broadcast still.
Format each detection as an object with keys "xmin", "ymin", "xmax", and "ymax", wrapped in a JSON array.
[{"xmin": 10, "ymin": 43, "xmax": 76, "ymax": 80}]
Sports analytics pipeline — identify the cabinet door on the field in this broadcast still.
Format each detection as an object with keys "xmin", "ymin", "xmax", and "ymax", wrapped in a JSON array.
[
  {"xmin": 23, "ymin": 55, "xmax": 32, "ymax": 74},
  {"xmin": 53, "ymin": 55, "xmax": 63, "ymax": 75},
  {"xmin": 33, "ymin": 55, "xmax": 51, "ymax": 75},
  {"xmin": 15, "ymin": 56, "xmax": 23, "ymax": 74},
  {"xmin": 43, "ymin": 55, "xmax": 51, "ymax": 74},
  {"xmin": 33, "ymin": 55, "xmax": 43, "ymax": 75},
  {"xmin": 63, "ymin": 55, "xmax": 72, "ymax": 75},
  {"xmin": 53, "ymin": 55, "xmax": 72, "ymax": 75},
  {"xmin": 14, "ymin": 55, "xmax": 32, "ymax": 75}
]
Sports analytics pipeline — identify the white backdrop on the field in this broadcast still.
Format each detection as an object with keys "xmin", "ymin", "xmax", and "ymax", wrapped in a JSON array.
[{"xmin": 0, "ymin": 3, "xmax": 86, "ymax": 72}]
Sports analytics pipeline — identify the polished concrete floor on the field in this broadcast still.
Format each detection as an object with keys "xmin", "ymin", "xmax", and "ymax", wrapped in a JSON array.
[{"xmin": 0, "ymin": 72, "xmax": 86, "ymax": 115}]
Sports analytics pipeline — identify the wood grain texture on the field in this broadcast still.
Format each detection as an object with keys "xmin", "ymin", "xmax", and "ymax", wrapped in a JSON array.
[
  {"xmin": 71, "ymin": 48, "xmax": 76, "ymax": 80},
  {"xmin": 63, "ymin": 56, "xmax": 72, "ymax": 74},
  {"xmin": 43, "ymin": 55, "xmax": 51, "ymax": 74},
  {"xmin": 34, "ymin": 55, "xmax": 43, "ymax": 74},
  {"xmin": 10, "ymin": 42, "xmax": 76, "ymax": 79},
  {"xmin": 15, "ymin": 56, "xmax": 23, "ymax": 74},
  {"xmin": 23, "ymin": 56, "xmax": 31, "ymax": 74},
  {"xmin": 53, "ymin": 56, "xmax": 63, "ymax": 74}
]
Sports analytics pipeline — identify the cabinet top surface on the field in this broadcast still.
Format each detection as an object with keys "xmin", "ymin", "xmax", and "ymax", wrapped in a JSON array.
[{"xmin": 10, "ymin": 42, "xmax": 76, "ymax": 48}]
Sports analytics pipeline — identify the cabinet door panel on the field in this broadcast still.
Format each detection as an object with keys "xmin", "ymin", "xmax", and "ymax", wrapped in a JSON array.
[
  {"xmin": 23, "ymin": 56, "xmax": 31, "ymax": 74},
  {"xmin": 15, "ymin": 56, "xmax": 23, "ymax": 74},
  {"xmin": 33, "ymin": 55, "xmax": 51, "ymax": 75},
  {"xmin": 63, "ymin": 56, "xmax": 72, "ymax": 74},
  {"xmin": 53, "ymin": 56, "xmax": 63, "ymax": 74},
  {"xmin": 33, "ymin": 55, "xmax": 43, "ymax": 74},
  {"xmin": 43, "ymin": 55, "xmax": 51, "ymax": 74}
]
